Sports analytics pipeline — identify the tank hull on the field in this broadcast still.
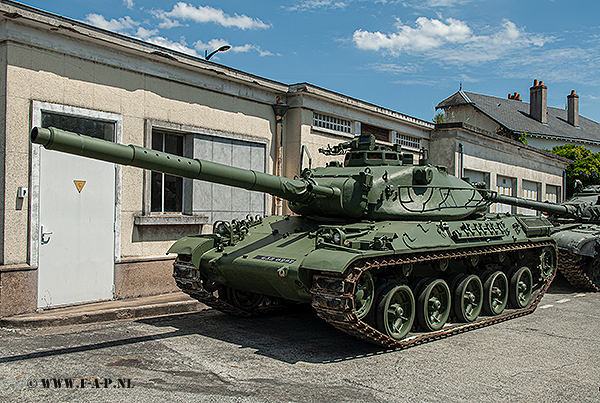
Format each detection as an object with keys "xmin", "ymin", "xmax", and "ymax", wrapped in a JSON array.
[
  {"xmin": 170, "ymin": 213, "xmax": 557, "ymax": 347},
  {"xmin": 552, "ymin": 225, "xmax": 600, "ymax": 291}
]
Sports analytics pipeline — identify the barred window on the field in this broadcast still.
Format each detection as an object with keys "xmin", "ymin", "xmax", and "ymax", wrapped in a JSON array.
[
  {"xmin": 313, "ymin": 113, "xmax": 352, "ymax": 134},
  {"xmin": 392, "ymin": 132, "xmax": 421, "ymax": 149}
]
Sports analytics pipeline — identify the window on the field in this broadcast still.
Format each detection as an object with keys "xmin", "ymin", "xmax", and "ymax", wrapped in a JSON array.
[
  {"xmin": 391, "ymin": 132, "xmax": 421, "ymax": 149},
  {"xmin": 522, "ymin": 180, "xmax": 539, "ymax": 201},
  {"xmin": 362, "ymin": 123, "xmax": 389, "ymax": 142},
  {"xmin": 546, "ymin": 184, "xmax": 560, "ymax": 203},
  {"xmin": 151, "ymin": 131, "xmax": 183, "ymax": 213},
  {"xmin": 313, "ymin": 113, "xmax": 352, "ymax": 134},
  {"xmin": 521, "ymin": 180, "xmax": 540, "ymax": 216},
  {"xmin": 41, "ymin": 112, "xmax": 115, "ymax": 141}
]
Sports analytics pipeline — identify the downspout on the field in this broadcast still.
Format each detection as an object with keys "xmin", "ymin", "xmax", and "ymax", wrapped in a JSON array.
[
  {"xmin": 272, "ymin": 102, "xmax": 289, "ymax": 215},
  {"xmin": 458, "ymin": 143, "xmax": 464, "ymax": 179}
]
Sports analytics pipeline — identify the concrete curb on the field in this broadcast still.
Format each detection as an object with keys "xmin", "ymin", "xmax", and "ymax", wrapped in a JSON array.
[{"xmin": 0, "ymin": 293, "xmax": 209, "ymax": 328}]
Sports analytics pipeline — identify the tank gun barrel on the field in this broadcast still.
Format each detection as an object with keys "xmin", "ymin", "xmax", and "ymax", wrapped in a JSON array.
[
  {"xmin": 481, "ymin": 190, "xmax": 576, "ymax": 217},
  {"xmin": 31, "ymin": 127, "xmax": 337, "ymax": 202}
]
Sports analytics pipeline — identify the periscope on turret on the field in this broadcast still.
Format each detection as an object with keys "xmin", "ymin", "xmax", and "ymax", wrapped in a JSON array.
[{"xmin": 31, "ymin": 127, "xmax": 558, "ymax": 348}]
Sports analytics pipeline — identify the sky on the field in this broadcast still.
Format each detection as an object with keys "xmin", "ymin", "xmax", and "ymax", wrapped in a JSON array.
[{"xmin": 17, "ymin": 0, "xmax": 600, "ymax": 124}]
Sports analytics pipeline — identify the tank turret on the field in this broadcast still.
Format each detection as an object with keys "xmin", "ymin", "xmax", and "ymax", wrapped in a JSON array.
[
  {"xmin": 479, "ymin": 187, "xmax": 600, "ymax": 291},
  {"xmin": 32, "ymin": 128, "xmax": 487, "ymax": 220},
  {"xmin": 31, "ymin": 126, "xmax": 557, "ymax": 348}
]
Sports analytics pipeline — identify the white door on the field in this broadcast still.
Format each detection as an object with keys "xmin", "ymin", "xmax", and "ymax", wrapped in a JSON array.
[{"xmin": 38, "ymin": 147, "xmax": 115, "ymax": 307}]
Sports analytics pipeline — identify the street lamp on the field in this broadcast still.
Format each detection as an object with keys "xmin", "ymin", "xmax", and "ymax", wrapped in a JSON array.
[{"xmin": 205, "ymin": 45, "xmax": 231, "ymax": 61}]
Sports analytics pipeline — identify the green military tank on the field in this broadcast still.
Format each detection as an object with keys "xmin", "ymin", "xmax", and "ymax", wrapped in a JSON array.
[
  {"xmin": 482, "ymin": 186, "xmax": 600, "ymax": 292},
  {"xmin": 31, "ymin": 127, "xmax": 557, "ymax": 348}
]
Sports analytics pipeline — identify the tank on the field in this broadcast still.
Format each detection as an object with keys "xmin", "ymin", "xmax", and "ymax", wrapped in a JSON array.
[
  {"xmin": 31, "ymin": 127, "xmax": 557, "ymax": 348},
  {"xmin": 481, "ymin": 187, "xmax": 600, "ymax": 292}
]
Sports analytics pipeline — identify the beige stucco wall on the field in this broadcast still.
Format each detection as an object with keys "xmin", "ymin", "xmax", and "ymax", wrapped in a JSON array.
[
  {"xmin": 444, "ymin": 105, "xmax": 500, "ymax": 134},
  {"xmin": 526, "ymin": 136, "xmax": 600, "ymax": 154},
  {"xmin": 2, "ymin": 24, "xmax": 281, "ymax": 265}
]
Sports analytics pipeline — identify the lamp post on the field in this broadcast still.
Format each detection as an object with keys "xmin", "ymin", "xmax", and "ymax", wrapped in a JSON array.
[{"xmin": 204, "ymin": 45, "xmax": 231, "ymax": 61}]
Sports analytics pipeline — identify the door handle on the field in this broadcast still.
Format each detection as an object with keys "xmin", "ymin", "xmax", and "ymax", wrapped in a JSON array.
[{"xmin": 41, "ymin": 225, "xmax": 53, "ymax": 244}]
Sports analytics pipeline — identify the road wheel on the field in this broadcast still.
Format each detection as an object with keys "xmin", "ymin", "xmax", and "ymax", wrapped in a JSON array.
[
  {"xmin": 453, "ymin": 274, "xmax": 483, "ymax": 322},
  {"xmin": 375, "ymin": 284, "xmax": 415, "ymax": 340},
  {"xmin": 417, "ymin": 278, "xmax": 451, "ymax": 331},
  {"xmin": 482, "ymin": 271, "xmax": 508, "ymax": 316},
  {"xmin": 508, "ymin": 267, "xmax": 533, "ymax": 309}
]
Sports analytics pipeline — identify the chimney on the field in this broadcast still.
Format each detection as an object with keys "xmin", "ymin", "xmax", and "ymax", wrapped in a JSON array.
[
  {"xmin": 567, "ymin": 89, "xmax": 579, "ymax": 127},
  {"xmin": 530, "ymin": 79, "xmax": 547, "ymax": 123},
  {"xmin": 508, "ymin": 92, "xmax": 522, "ymax": 101}
]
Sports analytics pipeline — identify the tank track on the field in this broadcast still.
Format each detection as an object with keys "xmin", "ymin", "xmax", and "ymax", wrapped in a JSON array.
[
  {"xmin": 557, "ymin": 250, "xmax": 600, "ymax": 292},
  {"xmin": 311, "ymin": 241, "xmax": 555, "ymax": 349},
  {"xmin": 173, "ymin": 261, "xmax": 285, "ymax": 317}
]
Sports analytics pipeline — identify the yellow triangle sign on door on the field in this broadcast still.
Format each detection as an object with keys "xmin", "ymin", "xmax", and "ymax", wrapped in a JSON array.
[{"xmin": 73, "ymin": 180, "xmax": 86, "ymax": 193}]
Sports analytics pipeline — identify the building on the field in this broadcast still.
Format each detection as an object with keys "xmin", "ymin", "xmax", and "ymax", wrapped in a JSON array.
[
  {"xmin": 436, "ymin": 81, "xmax": 600, "ymax": 153},
  {"xmin": 0, "ymin": 1, "xmax": 435, "ymax": 316},
  {"xmin": 434, "ymin": 83, "xmax": 579, "ymax": 213},
  {"xmin": 0, "ymin": 1, "xmax": 569, "ymax": 317}
]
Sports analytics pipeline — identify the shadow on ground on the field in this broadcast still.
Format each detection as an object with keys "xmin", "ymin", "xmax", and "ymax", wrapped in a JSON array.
[
  {"xmin": 138, "ymin": 304, "xmax": 386, "ymax": 364},
  {"xmin": 0, "ymin": 271, "xmax": 585, "ymax": 367},
  {"xmin": 545, "ymin": 270, "xmax": 583, "ymax": 294}
]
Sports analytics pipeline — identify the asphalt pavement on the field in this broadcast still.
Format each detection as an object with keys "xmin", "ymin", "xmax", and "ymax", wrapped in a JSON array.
[{"xmin": 0, "ymin": 273, "xmax": 598, "ymax": 402}]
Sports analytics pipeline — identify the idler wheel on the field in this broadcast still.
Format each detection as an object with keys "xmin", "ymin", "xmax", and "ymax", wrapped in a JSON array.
[
  {"xmin": 453, "ymin": 274, "xmax": 483, "ymax": 322},
  {"xmin": 538, "ymin": 247, "xmax": 555, "ymax": 281},
  {"xmin": 508, "ymin": 267, "xmax": 533, "ymax": 309},
  {"xmin": 200, "ymin": 274, "xmax": 221, "ymax": 293},
  {"xmin": 482, "ymin": 271, "xmax": 508, "ymax": 316},
  {"xmin": 354, "ymin": 271, "xmax": 375, "ymax": 320},
  {"xmin": 584, "ymin": 258, "xmax": 600, "ymax": 289},
  {"xmin": 416, "ymin": 278, "xmax": 451, "ymax": 331},
  {"xmin": 226, "ymin": 288, "xmax": 266, "ymax": 312},
  {"xmin": 375, "ymin": 284, "xmax": 415, "ymax": 340}
]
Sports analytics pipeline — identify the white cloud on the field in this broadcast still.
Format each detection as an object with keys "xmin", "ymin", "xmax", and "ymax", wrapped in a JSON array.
[
  {"xmin": 84, "ymin": 11, "xmax": 275, "ymax": 60},
  {"xmin": 194, "ymin": 39, "xmax": 275, "ymax": 57},
  {"xmin": 354, "ymin": 17, "xmax": 471, "ymax": 53},
  {"xmin": 403, "ymin": 0, "xmax": 482, "ymax": 8},
  {"xmin": 146, "ymin": 35, "xmax": 200, "ymax": 57},
  {"xmin": 285, "ymin": 0, "xmax": 349, "ymax": 12},
  {"xmin": 85, "ymin": 14, "xmax": 139, "ymax": 32},
  {"xmin": 152, "ymin": 3, "xmax": 270, "ymax": 30},
  {"xmin": 366, "ymin": 62, "xmax": 418, "ymax": 74},
  {"xmin": 353, "ymin": 18, "xmax": 552, "ymax": 64},
  {"xmin": 135, "ymin": 27, "xmax": 160, "ymax": 40},
  {"xmin": 123, "ymin": 0, "xmax": 134, "ymax": 10}
]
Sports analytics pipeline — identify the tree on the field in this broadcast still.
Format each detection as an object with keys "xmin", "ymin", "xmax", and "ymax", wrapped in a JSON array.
[
  {"xmin": 548, "ymin": 144, "xmax": 600, "ymax": 197},
  {"xmin": 432, "ymin": 111, "xmax": 445, "ymax": 124}
]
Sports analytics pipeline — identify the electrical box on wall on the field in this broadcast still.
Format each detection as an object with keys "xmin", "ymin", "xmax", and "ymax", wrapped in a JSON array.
[{"xmin": 17, "ymin": 186, "xmax": 28, "ymax": 198}]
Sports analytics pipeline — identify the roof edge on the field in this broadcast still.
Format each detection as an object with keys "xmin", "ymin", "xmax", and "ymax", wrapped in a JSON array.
[
  {"xmin": 435, "ymin": 122, "xmax": 573, "ymax": 164},
  {"xmin": 289, "ymin": 83, "xmax": 434, "ymax": 129}
]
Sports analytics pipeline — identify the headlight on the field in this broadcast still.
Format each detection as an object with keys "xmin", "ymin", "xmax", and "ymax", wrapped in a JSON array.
[
  {"xmin": 216, "ymin": 222, "xmax": 228, "ymax": 236},
  {"xmin": 332, "ymin": 231, "xmax": 342, "ymax": 245}
]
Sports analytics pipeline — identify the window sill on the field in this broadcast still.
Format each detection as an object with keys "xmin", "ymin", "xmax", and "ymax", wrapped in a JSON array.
[
  {"xmin": 134, "ymin": 214, "xmax": 209, "ymax": 226},
  {"xmin": 310, "ymin": 126, "xmax": 355, "ymax": 139}
]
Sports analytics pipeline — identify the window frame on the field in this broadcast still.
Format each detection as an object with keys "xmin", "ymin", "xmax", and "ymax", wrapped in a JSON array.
[
  {"xmin": 312, "ymin": 112, "xmax": 352, "ymax": 134},
  {"xmin": 150, "ymin": 130, "xmax": 185, "ymax": 215},
  {"xmin": 141, "ymin": 120, "xmax": 270, "ymax": 223}
]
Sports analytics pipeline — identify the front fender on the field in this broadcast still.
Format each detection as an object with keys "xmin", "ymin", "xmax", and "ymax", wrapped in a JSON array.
[
  {"xmin": 167, "ymin": 235, "xmax": 217, "ymax": 267},
  {"xmin": 300, "ymin": 248, "xmax": 362, "ymax": 273},
  {"xmin": 552, "ymin": 230, "xmax": 599, "ymax": 257}
]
